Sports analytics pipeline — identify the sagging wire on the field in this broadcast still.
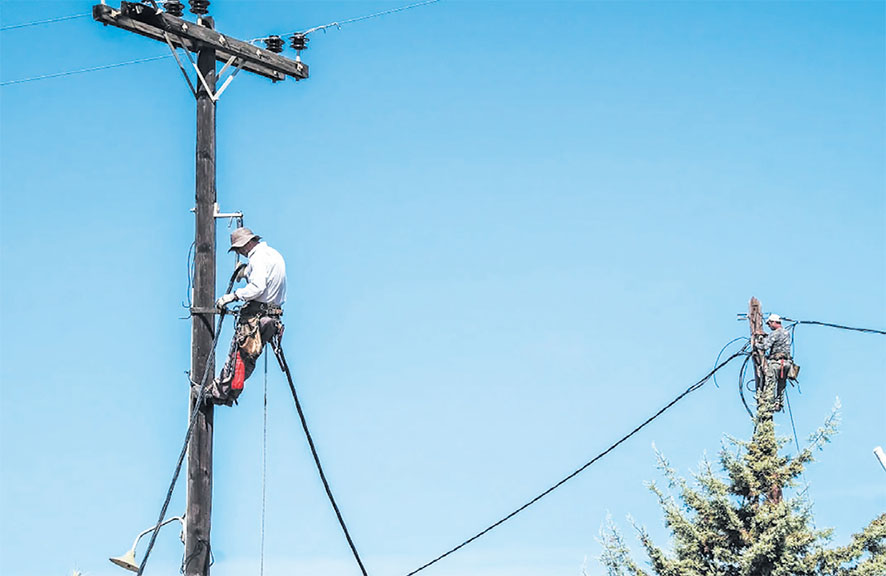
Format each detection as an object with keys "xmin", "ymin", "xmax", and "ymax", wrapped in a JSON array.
[
  {"xmin": 737, "ymin": 313, "xmax": 885, "ymax": 336},
  {"xmin": 250, "ymin": 0, "xmax": 440, "ymax": 45},
  {"xmin": 403, "ymin": 343, "xmax": 750, "ymax": 576},
  {"xmin": 738, "ymin": 354, "xmax": 755, "ymax": 420},
  {"xmin": 782, "ymin": 317, "xmax": 886, "ymax": 336},
  {"xmin": 1, "ymin": 54, "xmax": 172, "ymax": 86},
  {"xmin": 712, "ymin": 337, "xmax": 749, "ymax": 388},
  {"xmin": 137, "ymin": 267, "xmax": 243, "ymax": 576},
  {"xmin": 181, "ymin": 241, "xmax": 197, "ymax": 316},
  {"xmin": 0, "ymin": 12, "xmax": 90, "ymax": 31}
]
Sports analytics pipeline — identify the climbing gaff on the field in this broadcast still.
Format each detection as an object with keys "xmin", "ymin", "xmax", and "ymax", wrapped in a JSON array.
[{"xmin": 109, "ymin": 516, "xmax": 184, "ymax": 572}]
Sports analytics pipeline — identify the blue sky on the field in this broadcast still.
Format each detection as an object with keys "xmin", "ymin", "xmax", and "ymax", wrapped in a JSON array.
[{"xmin": 1, "ymin": 1, "xmax": 884, "ymax": 575}]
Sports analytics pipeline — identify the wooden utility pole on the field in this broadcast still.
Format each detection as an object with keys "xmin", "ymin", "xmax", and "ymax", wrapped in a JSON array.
[
  {"xmin": 747, "ymin": 297, "xmax": 767, "ymax": 417},
  {"xmin": 93, "ymin": 3, "xmax": 307, "ymax": 574},
  {"xmin": 186, "ymin": 33, "xmax": 217, "ymax": 575}
]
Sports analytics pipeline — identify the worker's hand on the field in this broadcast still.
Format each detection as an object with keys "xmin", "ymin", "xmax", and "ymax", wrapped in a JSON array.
[
  {"xmin": 216, "ymin": 293, "xmax": 238, "ymax": 310},
  {"xmin": 234, "ymin": 262, "xmax": 248, "ymax": 281}
]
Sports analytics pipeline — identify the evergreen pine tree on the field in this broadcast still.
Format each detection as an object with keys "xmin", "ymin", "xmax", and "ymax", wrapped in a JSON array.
[{"xmin": 600, "ymin": 407, "xmax": 885, "ymax": 576}]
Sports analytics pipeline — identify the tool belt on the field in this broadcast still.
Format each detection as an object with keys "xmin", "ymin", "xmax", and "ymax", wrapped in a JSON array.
[
  {"xmin": 235, "ymin": 302, "xmax": 283, "ymax": 357},
  {"xmin": 239, "ymin": 301, "xmax": 283, "ymax": 319},
  {"xmin": 770, "ymin": 356, "xmax": 800, "ymax": 382}
]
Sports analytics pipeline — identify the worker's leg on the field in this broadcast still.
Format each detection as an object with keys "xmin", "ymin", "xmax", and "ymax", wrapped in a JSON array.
[
  {"xmin": 761, "ymin": 363, "xmax": 780, "ymax": 413},
  {"xmin": 230, "ymin": 316, "xmax": 280, "ymax": 396},
  {"xmin": 774, "ymin": 361, "xmax": 790, "ymax": 412}
]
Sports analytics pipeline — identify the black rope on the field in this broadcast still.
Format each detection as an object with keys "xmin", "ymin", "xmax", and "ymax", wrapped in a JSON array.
[
  {"xmin": 781, "ymin": 317, "xmax": 885, "ymax": 336},
  {"xmin": 137, "ymin": 268, "xmax": 240, "ymax": 576},
  {"xmin": 273, "ymin": 344, "xmax": 370, "ymax": 576},
  {"xmin": 404, "ymin": 344, "xmax": 751, "ymax": 576}
]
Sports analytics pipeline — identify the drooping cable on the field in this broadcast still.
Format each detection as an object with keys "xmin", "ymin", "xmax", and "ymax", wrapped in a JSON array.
[
  {"xmin": 137, "ymin": 267, "xmax": 241, "ymax": 576},
  {"xmin": 0, "ymin": 12, "xmax": 89, "ymax": 31},
  {"xmin": 251, "ymin": 0, "xmax": 440, "ymax": 44},
  {"xmin": 712, "ymin": 337, "xmax": 749, "ymax": 388},
  {"xmin": 782, "ymin": 317, "xmax": 884, "ymax": 336},
  {"xmin": 737, "ymin": 354, "xmax": 755, "ymax": 419},
  {"xmin": 1, "ymin": 55, "xmax": 171, "ymax": 86},
  {"xmin": 272, "ymin": 343, "xmax": 370, "ymax": 576},
  {"xmin": 403, "ymin": 343, "xmax": 750, "ymax": 576}
]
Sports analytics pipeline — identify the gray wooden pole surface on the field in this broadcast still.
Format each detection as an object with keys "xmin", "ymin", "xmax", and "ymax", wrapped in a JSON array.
[
  {"xmin": 186, "ymin": 19, "xmax": 217, "ymax": 576},
  {"xmin": 748, "ymin": 297, "xmax": 768, "ymax": 418}
]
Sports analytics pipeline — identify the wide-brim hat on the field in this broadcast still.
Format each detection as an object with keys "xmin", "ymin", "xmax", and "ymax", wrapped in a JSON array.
[{"xmin": 229, "ymin": 227, "xmax": 260, "ymax": 252}]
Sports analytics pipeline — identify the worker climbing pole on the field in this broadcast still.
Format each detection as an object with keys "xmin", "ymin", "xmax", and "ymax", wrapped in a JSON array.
[
  {"xmin": 746, "ymin": 297, "xmax": 800, "ymax": 419},
  {"xmin": 92, "ymin": 2, "xmax": 307, "ymax": 574},
  {"xmin": 210, "ymin": 227, "xmax": 287, "ymax": 407}
]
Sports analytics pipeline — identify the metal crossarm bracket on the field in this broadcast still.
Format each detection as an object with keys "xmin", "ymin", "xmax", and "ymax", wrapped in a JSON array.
[{"xmin": 93, "ymin": 2, "xmax": 309, "ymax": 82}]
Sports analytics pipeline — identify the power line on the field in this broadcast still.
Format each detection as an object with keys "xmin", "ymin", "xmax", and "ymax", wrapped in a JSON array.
[
  {"xmin": 272, "ymin": 340, "xmax": 370, "ymax": 576},
  {"xmin": 404, "ymin": 344, "xmax": 750, "ymax": 576},
  {"xmin": 712, "ymin": 336, "xmax": 749, "ymax": 388},
  {"xmin": 1, "ymin": 54, "xmax": 171, "ymax": 86},
  {"xmin": 782, "ymin": 317, "xmax": 886, "ymax": 336},
  {"xmin": 3, "ymin": 0, "xmax": 442, "ymax": 86},
  {"xmin": 0, "ymin": 12, "xmax": 90, "ymax": 32},
  {"xmin": 253, "ymin": 0, "xmax": 440, "ymax": 43}
]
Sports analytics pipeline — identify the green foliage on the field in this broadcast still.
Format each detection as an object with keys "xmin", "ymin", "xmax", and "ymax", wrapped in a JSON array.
[{"xmin": 601, "ymin": 405, "xmax": 885, "ymax": 576}]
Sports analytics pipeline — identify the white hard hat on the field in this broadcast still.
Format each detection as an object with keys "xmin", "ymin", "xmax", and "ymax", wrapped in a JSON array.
[{"xmin": 767, "ymin": 314, "xmax": 781, "ymax": 324}]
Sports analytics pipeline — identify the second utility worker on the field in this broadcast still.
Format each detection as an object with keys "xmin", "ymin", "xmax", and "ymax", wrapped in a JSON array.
[
  {"xmin": 754, "ymin": 313, "xmax": 793, "ymax": 412},
  {"xmin": 209, "ymin": 227, "xmax": 287, "ymax": 406}
]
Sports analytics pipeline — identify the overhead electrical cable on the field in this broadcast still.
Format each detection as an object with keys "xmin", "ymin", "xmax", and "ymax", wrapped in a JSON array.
[
  {"xmin": 782, "ymin": 317, "xmax": 886, "ymax": 336},
  {"xmin": 1, "ymin": 54, "xmax": 172, "ymax": 86},
  {"xmin": 712, "ymin": 336, "xmax": 749, "ymax": 388},
  {"xmin": 0, "ymin": 12, "xmax": 89, "ymax": 31},
  {"xmin": 136, "ymin": 268, "xmax": 242, "ymax": 576},
  {"xmin": 3, "ymin": 0, "xmax": 442, "ymax": 86},
  {"xmin": 403, "ymin": 343, "xmax": 751, "ymax": 576},
  {"xmin": 272, "ymin": 341, "xmax": 370, "ymax": 576},
  {"xmin": 252, "ymin": 0, "xmax": 440, "ymax": 42}
]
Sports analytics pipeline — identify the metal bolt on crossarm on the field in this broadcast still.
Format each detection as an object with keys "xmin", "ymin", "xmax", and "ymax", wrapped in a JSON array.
[
  {"xmin": 188, "ymin": 0, "xmax": 209, "ymax": 15},
  {"xmin": 164, "ymin": 1, "xmax": 184, "ymax": 17},
  {"xmin": 264, "ymin": 35, "xmax": 284, "ymax": 53}
]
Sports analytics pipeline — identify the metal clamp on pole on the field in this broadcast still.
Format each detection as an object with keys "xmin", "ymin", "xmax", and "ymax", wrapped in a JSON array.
[{"xmin": 189, "ymin": 203, "xmax": 244, "ymax": 227}]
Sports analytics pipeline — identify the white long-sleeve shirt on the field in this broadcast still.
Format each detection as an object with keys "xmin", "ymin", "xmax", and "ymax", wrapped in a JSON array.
[{"xmin": 234, "ymin": 241, "xmax": 287, "ymax": 305}]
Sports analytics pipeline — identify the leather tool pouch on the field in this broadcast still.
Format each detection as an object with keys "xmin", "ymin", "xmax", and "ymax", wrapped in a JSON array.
[{"xmin": 238, "ymin": 316, "xmax": 263, "ymax": 358}]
